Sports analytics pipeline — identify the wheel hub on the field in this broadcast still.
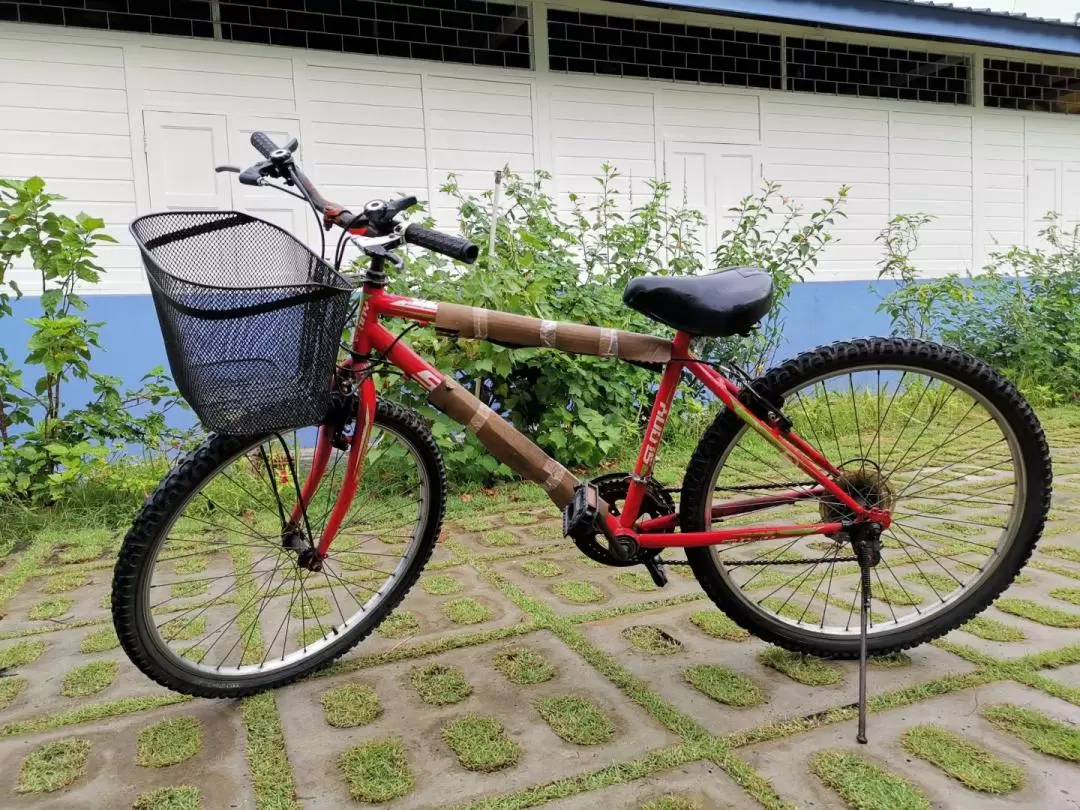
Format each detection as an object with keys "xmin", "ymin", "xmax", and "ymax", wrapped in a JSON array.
[
  {"xmin": 282, "ymin": 528, "xmax": 323, "ymax": 572},
  {"xmin": 819, "ymin": 461, "xmax": 896, "ymax": 524}
]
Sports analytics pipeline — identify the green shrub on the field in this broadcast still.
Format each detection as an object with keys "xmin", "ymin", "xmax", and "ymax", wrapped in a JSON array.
[
  {"xmin": 0, "ymin": 177, "xmax": 184, "ymax": 504},
  {"xmin": 877, "ymin": 212, "xmax": 1080, "ymax": 404},
  {"xmin": 382, "ymin": 171, "xmax": 846, "ymax": 484}
]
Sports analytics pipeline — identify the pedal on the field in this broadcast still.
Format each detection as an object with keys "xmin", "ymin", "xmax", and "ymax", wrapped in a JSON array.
[
  {"xmin": 563, "ymin": 482, "xmax": 601, "ymax": 537},
  {"xmin": 642, "ymin": 557, "xmax": 668, "ymax": 588}
]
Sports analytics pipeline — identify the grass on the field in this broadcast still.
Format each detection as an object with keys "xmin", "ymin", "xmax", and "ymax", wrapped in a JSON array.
[
  {"xmin": 132, "ymin": 786, "xmax": 202, "ymax": 810},
  {"xmin": 866, "ymin": 582, "xmax": 923, "ymax": 606},
  {"xmin": 903, "ymin": 571, "xmax": 959, "ymax": 594},
  {"xmin": 552, "ymin": 580, "xmax": 607, "ymax": 604},
  {"xmin": 421, "ymin": 573, "xmax": 463, "ymax": 595},
  {"xmin": 961, "ymin": 615, "xmax": 1026, "ymax": 642},
  {"xmin": 870, "ymin": 652, "xmax": 912, "ymax": 668},
  {"xmin": 320, "ymin": 682, "xmax": 382, "ymax": 727},
  {"xmin": 340, "ymin": 739, "xmax": 415, "ymax": 803},
  {"xmin": 503, "ymin": 512, "xmax": 538, "ymax": 526},
  {"xmin": 61, "ymin": 660, "xmax": 118, "ymax": 697},
  {"xmin": 995, "ymin": 598, "xmax": 1080, "ymax": 628},
  {"xmin": 1050, "ymin": 587, "xmax": 1080, "ymax": 606},
  {"xmin": 0, "ymin": 676, "xmax": 27, "ymax": 709},
  {"xmin": 41, "ymin": 571, "xmax": 90, "ymax": 594},
  {"xmin": 1042, "ymin": 545, "xmax": 1080, "ymax": 563},
  {"xmin": 80, "ymin": 626, "xmax": 120, "ymax": 653},
  {"xmin": 15, "ymin": 738, "xmax": 91, "ymax": 794},
  {"xmin": 242, "ymin": 692, "xmax": 298, "ymax": 810},
  {"xmin": 493, "ymin": 646, "xmax": 556, "ymax": 685},
  {"xmin": 483, "ymin": 529, "xmax": 521, "ymax": 547},
  {"xmin": 29, "ymin": 596, "xmax": 74, "ymax": 621},
  {"xmin": 760, "ymin": 597, "xmax": 822, "ymax": 624},
  {"xmin": 0, "ymin": 639, "xmax": 46, "ymax": 668},
  {"xmin": 459, "ymin": 516, "xmax": 496, "ymax": 532},
  {"xmin": 535, "ymin": 695, "xmax": 616, "ymax": 745},
  {"xmin": 442, "ymin": 715, "xmax": 520, "ymax": 771},
  {"xmin": 376, "ymin": 610, "xmax": 419, "ymax": 639},
  {"xmin": 289, "ymin": 594, "xmax": 330, "ymax": 620},
  {"xmin": 683, "ymin": 664, "xmax": 764, "ymax": 707},
  {"xmin": 521, "ymin": 559, "xmax": 565, "ymax": 578},
  {"xmin": 169, "ymin": 580, "xmax": 209, "ymax": 599},
  {"xmin": 160, "ymin": 615, "xmax": 208, "ymax": 641},
  {"xmin": 442, "ymin": 597, "xmax": 492, "ymax": 625},
  {"xmin": 411, "ymin": 663, "xmax": 472, "ymax": 705},
  {"xmin": 622, "ymin": 625, "xmax": 683, "ymax": 655},
  {"xmin": 614, "ymin": 571, "xmax": 660, "ymax": 592},
  {"xmin": 688, "ymin": 610, "xmax": 750, "ymax": 641},
  {"xmin": 640, "ymin": 797, "xmax": 703, "ymax": 810},
  {"xmin": 296, "ymin": 626, "xmax": 327, "ymax": 647},
  {"xmin": 137, "ymin": 716, "xmax": 203, "ymax": 767},
  {"xmin": 528, "ymin": 523, "xmax": 564, "ymax": 540},
  {"xmin": 810, "ymin": 750, "xmax": 930, "ymax": 810},
  {"xmin": 983, "ymin": 704, "xmax": 1080, "ymax": 762},
  {"xmin": 758, "ymin": 648, "xmax": 842, "ymax": 686},
  {"xmin": 0, "ymin": 694, "xmax": 191, "ymax": 738},
  {"xmin": 173, "ymin": 556, "xmax": 209, "ymax": 575},
  {"xmin": 901, "ymin": 725, "xmax": 1024, "ymax": 794}
]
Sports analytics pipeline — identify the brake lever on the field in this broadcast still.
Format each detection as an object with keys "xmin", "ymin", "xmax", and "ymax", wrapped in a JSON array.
[
  {"xmin": 215, "ymin": 165, "xmax": 241, "ymax": 173},
  {"xmin": 239, "ymin": 159, "xmax": 273, "ymax": 186}
]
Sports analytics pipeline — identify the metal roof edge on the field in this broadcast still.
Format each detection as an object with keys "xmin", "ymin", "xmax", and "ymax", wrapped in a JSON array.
[{"xmin": 628, "ymin": 0, "xmax": 1080, "ymax": 55}]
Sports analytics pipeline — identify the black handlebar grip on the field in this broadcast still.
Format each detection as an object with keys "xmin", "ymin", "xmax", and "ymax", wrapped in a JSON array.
[
  {"xmin": 403, "ymin": 224, "xmax": 479, "ymax": 264},
  {"xmin": 250, "ymin": 131, "xmax": 279, "ymax": 158}
]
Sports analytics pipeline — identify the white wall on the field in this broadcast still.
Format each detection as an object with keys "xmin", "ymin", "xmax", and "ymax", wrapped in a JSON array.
[{"xmin": 2, "ymin": 15, "xmax": 1079, "ymax": 295}]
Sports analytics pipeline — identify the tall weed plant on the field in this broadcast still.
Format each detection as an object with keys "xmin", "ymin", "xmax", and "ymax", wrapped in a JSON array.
[
  {"xmin": 876, "ymin": 212, "xmax": 1080, "ymax": 405},
  {"xmin": 0, "ymin": 177, "xmax": 184, "ymax": 507}
]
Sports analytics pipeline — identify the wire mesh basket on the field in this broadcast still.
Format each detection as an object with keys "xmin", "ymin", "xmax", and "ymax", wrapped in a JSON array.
[{"xmin": 131, "ymin": 211, "xmax": 353, "ymax": 435}]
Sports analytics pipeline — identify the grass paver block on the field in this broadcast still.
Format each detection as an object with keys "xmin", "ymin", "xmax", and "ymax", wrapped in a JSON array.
[
  {"xmin": 320, "ymin": 682, "xmax": 382, "ymax": 728},
  {"xmin": 810, "ymin": 750, "xmax": 930, "ymax": 810},
  {"xmin": 443, "ymin": 715, "xmax": 520, "ymax": 772},
  {"xmin": 340, "ymin": 739, "xmax": 414, "ymax": 803},
  {"xmin": 16, "ymin": 738, "xmax": 91, "ymax": 794},
  {"xmin": 683, "ymin": 664, "xmax": 764, "ymax": 707},
  {"xmin": 137, "ymin": 716, "xmax": 202, "ymax": 768},
  {"xmin": 901, "ymin": 725, "xmax": 1023, "ymax": 793},
  {"xmin": 535, "ymin": 695, "xmax": 616, "ymax": 745}
]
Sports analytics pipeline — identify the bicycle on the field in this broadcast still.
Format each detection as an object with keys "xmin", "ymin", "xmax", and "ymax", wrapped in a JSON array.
[{"xmin": 116, "ymin": 133, "xmax": 1051, "ymax": 741}]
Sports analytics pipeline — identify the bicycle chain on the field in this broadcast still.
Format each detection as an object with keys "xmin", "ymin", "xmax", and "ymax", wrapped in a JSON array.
[{"xmin": 658, "ymin": 556, "xmax": 858, "ymax": 567}]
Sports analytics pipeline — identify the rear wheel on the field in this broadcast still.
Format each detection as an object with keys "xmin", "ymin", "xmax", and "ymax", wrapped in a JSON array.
[
  {"xmin": 112, "ymin": 398, "xmax": 444, "ymax": 697},
  {"xmin": 680, "ymin": 338, "xmax": 1051, "ymax": 658}
]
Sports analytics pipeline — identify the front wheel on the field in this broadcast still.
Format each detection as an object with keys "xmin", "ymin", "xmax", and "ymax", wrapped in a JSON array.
[
  {"xmin": 680, "ymin": 338, "xmax": 1051, "ymax": 658},
  {"xmin": 112, "ymin": 398, "xmax": 445, "ymax": 697}
]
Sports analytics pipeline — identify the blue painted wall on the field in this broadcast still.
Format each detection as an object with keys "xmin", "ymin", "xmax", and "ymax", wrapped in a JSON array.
[{"xmin": 1, "ymin": 280, "xmax": 896, "ymax": 428}]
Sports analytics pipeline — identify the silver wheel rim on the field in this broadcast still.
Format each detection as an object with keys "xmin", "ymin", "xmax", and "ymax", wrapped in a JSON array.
[
  {"xmin": 138, "ymin": 420, "xmax": 430, "ymax": 678},
  {"xmin": 702, "ymin": 362, "xmax": 1026, "ymax": 640}
]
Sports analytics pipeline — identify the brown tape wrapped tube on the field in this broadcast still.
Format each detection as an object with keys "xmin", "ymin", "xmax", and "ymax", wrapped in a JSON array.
[
  {"xmin": 435, "ymin": 303, "xmax": 672, "ymax": 365},
  {"xmin": 427, "ymin": 378, "xmax": 579, "ymax": 508}
]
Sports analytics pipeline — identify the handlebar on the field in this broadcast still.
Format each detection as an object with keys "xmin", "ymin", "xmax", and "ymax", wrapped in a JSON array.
[
  {"xmin": 403, "ymin": 224, "xmax": 480, "ymax": 264},
  {"xmin": 244, "ymin": 131, "xmax": 478, "ymax": 265}
]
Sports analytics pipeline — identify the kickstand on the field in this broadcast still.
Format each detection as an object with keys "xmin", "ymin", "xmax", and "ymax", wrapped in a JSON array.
[{"xmin": 856, "ymin": 543, "xmax": 873, "ymax": 745}]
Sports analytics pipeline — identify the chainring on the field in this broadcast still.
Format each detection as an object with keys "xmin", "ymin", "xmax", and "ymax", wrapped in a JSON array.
[{"xmin": 570, "ymin": 473, "xmax": 676, "ymax": 567}]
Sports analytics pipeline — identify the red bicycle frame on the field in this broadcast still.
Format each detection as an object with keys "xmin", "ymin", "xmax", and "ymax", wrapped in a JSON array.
[{"xmin": 293, "ymin": 284, "xmax": 891, "ymax": 558}]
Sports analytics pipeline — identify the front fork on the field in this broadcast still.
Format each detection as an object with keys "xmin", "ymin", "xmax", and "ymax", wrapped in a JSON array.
[{"xmin": 285, "ymin": 371, "xmax": 377, "ymax": 565}]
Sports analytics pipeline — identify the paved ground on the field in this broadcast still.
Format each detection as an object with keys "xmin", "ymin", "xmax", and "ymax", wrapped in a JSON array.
[{"xmin": 1, "ymin": 427, "xmax": 1080, "ymax": 808}]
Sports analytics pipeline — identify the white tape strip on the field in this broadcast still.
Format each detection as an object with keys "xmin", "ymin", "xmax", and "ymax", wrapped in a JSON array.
[
  {"xmin": 539, "ymin": 320, "xmax": 557, "ymax": 348},
  {"xmin": 468, "ymin": 403, "xmax": 494, "ymax": 433},
  {"xmin": 540, "ymin": 460, "xmax": 567, "ymax": 493},
  {"xmin": 472, "ymin": 308, "xmax": 489, "ymax": 339},
  {"xmin": 599, "ymin": 328, "xmax": 618, "ymax": 357}
]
